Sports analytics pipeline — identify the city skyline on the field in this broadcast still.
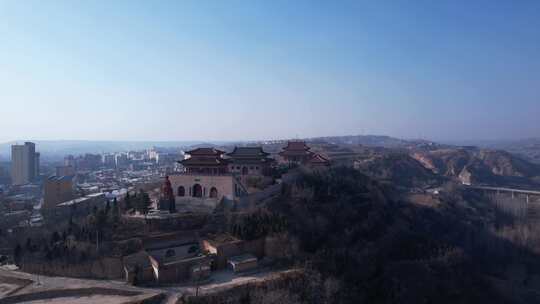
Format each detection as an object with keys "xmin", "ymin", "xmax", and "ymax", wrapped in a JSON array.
[{"xmin": 1, "ymin": 1, "xmax": 539, "ymax": 143}]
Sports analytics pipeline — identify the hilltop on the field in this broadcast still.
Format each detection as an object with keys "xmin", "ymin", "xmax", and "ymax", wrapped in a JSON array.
[{"xmin": 353, "ymin": 152, "xmax": 444, "ymax": 189}]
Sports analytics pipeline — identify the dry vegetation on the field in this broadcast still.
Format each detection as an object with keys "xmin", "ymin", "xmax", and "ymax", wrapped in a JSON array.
[{"xmin": 190, "ymin": 167, "xmax": 540, "ymax": 304}]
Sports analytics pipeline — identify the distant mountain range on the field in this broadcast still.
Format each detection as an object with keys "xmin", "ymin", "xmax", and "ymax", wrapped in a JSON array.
[{"xmin": 1, "ymin": 136, "xmax": 539, "ymax": 165}]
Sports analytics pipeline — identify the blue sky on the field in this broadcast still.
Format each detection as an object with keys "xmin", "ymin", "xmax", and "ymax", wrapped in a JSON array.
[{"xmin": 0, "ymin": 0, "xmax": 539, "ymax": 142}]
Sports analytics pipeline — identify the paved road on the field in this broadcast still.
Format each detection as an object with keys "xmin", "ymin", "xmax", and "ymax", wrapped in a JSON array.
[
  {"xmin": 0, "ymin": 266, "xmax": 298, "ymax": 303},
  {"xmin": 467, "ymin": 185, "xmax": 540, "ymax": 196}
]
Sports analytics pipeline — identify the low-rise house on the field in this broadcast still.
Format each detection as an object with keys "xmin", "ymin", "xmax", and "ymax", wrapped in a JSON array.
[
  {"xmin": 202, "ymin": 233, "xmax": 264, "ymax": 269},
  {"xmin": 148, "ymin": 253, "xmax": 211, "ymax": 284},
  {"xmin": 123, "ymin": 232, "xmax": 212, "ymax": 285}
]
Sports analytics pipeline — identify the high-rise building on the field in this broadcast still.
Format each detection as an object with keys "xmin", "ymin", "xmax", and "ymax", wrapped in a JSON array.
[
  {"xmin": 64, "ymin": 155, "xmax": 76, "ymax": 167},
  {"xmin": 102, "ymin": 154, "xmax": 116, "ymax": 168},
  {"xmin": 115, "ymin": 153, "xmax": 129, "ymax": 169},
  {"xmin": 43, "ymin": 175, "xmax": 75, "ymax": 209},
  {"xmin": 35, "ymin": 152, "xmax": 40, "ymax": 177},
  {"xmin": 11, "ymin": 142, "xmax": 38, "ymax": 185},
  {"xmin": 56, "ymin": 165, "xmax": 76, "ymax": 177}
]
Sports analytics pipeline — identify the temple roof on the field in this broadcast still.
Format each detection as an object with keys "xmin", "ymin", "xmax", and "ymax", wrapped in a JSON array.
[
  {"xmin": 279, "ymin": 141, "xmax": 312, "ymax": 156},
  {"xmin": 309, "ymin": 153, "xmax": 330, "ymax": 165},
  {"xmin": 180, "ymin": 147, "xmax": 229, "ymax": 167},
  {"xmin": 229, "ymin": 158, "xmax": 274, "ymax": 165},
  {"xmin": 283, "ymin": 141, "xmax": 311, "ymax": 151},
  {"xmin": 185, "ymin": 148, "xmax": 226, "ymax": 156},
  {"xmin": 227, "ymin": 147, "xmax": 274, "ymax": 164},
  {"xmin": 227, "ymin": 147, "xmax": 269, "ymax": 157},
  {"xmin": 180, "ymin": 157, "xmax": 230, "ymax": 166}
]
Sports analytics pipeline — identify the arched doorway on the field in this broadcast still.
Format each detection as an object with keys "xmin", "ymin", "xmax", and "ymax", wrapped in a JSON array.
[
  {"xmin": 177, "ymin": 186, "xmax": 185, "ymax": 197},
  {"xmin": 242, "ymin": 166, "xmax": 248, "ymax": 175},
  {"xmin": 209, "ymin": 187, "xmax": 218, "ymax": 198},
  {"xmin": 192, "ymin": 184, "xmax": 203, "ymax": 198}
]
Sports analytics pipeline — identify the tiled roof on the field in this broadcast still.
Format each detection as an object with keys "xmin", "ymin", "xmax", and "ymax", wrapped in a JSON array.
[
  {"xmin": 203, "ymin": 233, "xmax": 240, "ymax": 246},
  {"xmin": 180, "ymin": 157, "xmax": 230, "ymax": 166},
  {"xmin": 229, "ymin": 158, "xmax": 274, "ymax": 165},
  {"xmin": 185, "ymin": 148, "xmax": 226, "ymax": 156},
  {"xmin": 279, "ymin": 150, "xmax": 312, "ymax": 156},
  {"xmin": 309, "ymin": 153, "xmax": 330, "ymax": 164},
  {"xmin": 227, "ymin": 147, "xmax": 269, "ymax": 157},
  {"xmin": 283, "ymin": 141, "xmax": 311, "ymax": 151}
]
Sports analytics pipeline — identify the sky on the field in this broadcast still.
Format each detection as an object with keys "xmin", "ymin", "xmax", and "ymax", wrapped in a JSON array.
[{"xmin": 0, "ymin": 0, "xmax": 539, "ymax": 143}]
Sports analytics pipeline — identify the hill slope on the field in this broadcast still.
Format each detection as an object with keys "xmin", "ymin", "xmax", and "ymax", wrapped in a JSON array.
[
  {"xmin": 249, "ymin": 167, "xmax": 540, "ymax": 304},
  {"xmin": 354, "ymin": 152, "xmax": 444, "ymax": 188},
  {"xmin": 411, "ymin": 148, "xmax": 540, "ymax": 187}
]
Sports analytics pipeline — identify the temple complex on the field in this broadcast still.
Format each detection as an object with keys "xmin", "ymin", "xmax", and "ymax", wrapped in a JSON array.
[{"xmin": 227, "ymin": 147, "xmax": 274, "ymax": 176}]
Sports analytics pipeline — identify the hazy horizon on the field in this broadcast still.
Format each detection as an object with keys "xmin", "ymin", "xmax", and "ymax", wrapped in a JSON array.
[{"xmin": 1, "ymin": 1, "xmax": 539, "ymax": 143}]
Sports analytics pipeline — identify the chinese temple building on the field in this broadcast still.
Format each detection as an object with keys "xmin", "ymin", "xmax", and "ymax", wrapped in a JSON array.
[
  {"xmin": 169, "ymin": 148, "xmax": 246, "ymax": 203},
  {"xmin": 226, "ymin": 147, "xmax": 274, "ymax": 176},
  {"xmin": 279, "ymin": 141, "xmax": 314, "ymax": 164},
  {"xmin": 179, "ymin": 148, "xmax": 230, "ymax": 175},
  {"xmin": 307, "ymin": 153, "xmax": 331, "ymax": 169}
]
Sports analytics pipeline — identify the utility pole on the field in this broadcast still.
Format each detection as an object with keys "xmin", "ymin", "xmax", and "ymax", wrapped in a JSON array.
[
  {"xmin": 195, "ymin": 260, "xmax": 203, "ymax": 297},
  {"xmin": 36, "ymin": 264, "xmax": 42, "ymax": 286},
  {"xmin": 96, "ymin": 230, "xmax": 99, "ymax": 252}
]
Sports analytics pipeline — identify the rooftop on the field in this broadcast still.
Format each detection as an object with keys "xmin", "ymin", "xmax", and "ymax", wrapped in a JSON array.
[
  {"xmin": 143, "ymin": 231, "xmax": 199, "ymax": 250},
  {"xmin": 203, "ymin": 233, "xmax": 241, "ymax": 247},
  {"xmin": 283, "ymin": 141, "xmax": 311, "ymax": 151},
  {"xmin": 180, "ymin": 157, "xmax": 230, "ymax": 166},
  {"xmin": 56, "ymin": 193, "xmax": 105, "ymax": 207},
  {"xmin": 48, "ymin": 175, "xmax": 75, "ymax": 182},
  {"xmin": 228, "ymin": 254, "xmax": 257, "ymax": 265},
  {"xmin": 227, "ymin": 147, "xmax": 269, "ymax": 157},
  {"xmin": 309, "ymin": 153, "xmax": 330, "ymax": 164},
  {"xmin": 185, "ymin": 148, "xmax": 226, "ymax": 156}
]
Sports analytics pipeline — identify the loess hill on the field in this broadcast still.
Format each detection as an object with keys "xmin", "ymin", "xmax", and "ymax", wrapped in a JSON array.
[{"xmin": 411, "ymin": 147, "xmax": 540, "ymax": 187}]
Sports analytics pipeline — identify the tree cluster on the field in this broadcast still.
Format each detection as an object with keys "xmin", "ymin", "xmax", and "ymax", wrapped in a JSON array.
[{"xmin": 229, "ymin": 211, "xmax": 288, "ymax": 241}]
